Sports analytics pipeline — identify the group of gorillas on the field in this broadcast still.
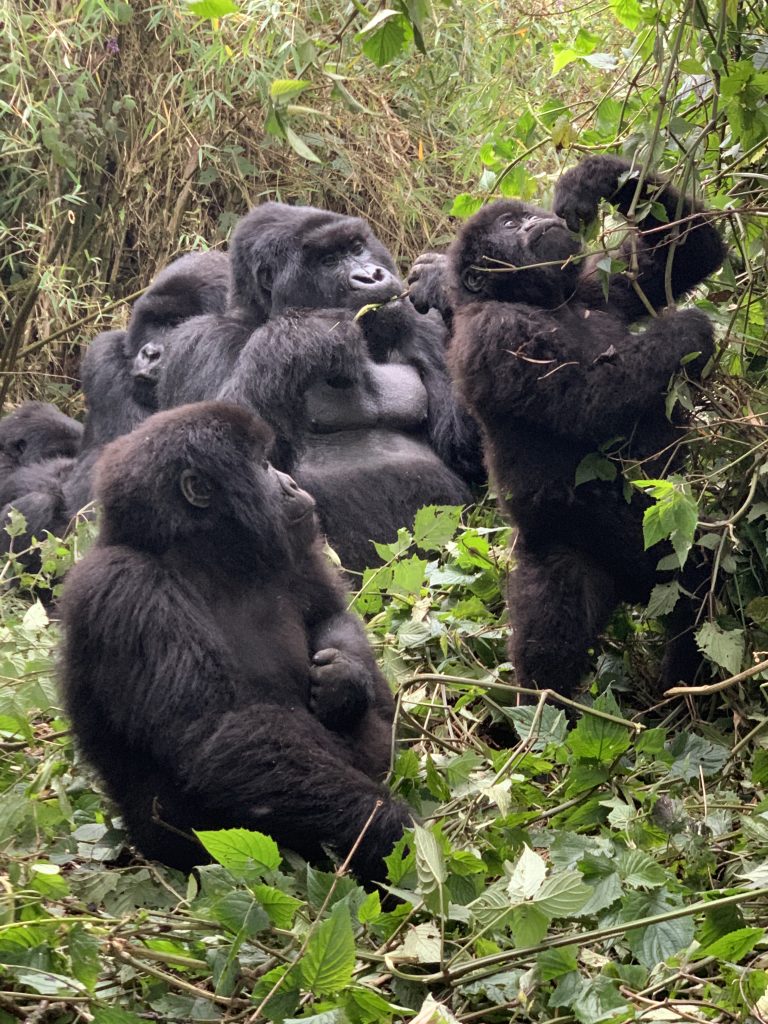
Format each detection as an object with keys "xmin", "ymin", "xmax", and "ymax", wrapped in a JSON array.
[{"xmin": 0, "ymin": 155, "xmax": 726, "ymax": 885}]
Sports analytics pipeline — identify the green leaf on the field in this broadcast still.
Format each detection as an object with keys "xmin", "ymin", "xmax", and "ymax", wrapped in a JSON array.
[
  {"xmin": 510, "ymin": 903, "xmax": 550, "ymax": 947},
  {"xmin": 575, "ymin": 453, "xmax": 617, "ymax": 486},
  {"xmin": 252, "ymin": 964, "xmax": 301, "ymax": 1023},
  {"xmin": 617, "ymin": 849, "xmax": 667, "ymax": 889},
  {"xmin": 566, "ymin": 692, "xmax": 631, "ymax": 763},
  {"xmin": 450, "ymin": 193, "xmax": 484, "ymax": 218},
  {"xmin": 645, "ymin": 580, "xmax": 681, "ymax": 618},
  {"xmin": 538, "ymin": 945, "xmax": 578, "ymax": 981},
  {"xmin": 357, "ymin": 890, "xmax": 381, "ymax": 924},
  {"xmin": 747, "ymin": 596, "xmax": 768, "ymax": 626},
  {"xmin": 552, "ymin": 46, "xmax": 580, "ymax": 73},
  {"xmin": 92, "ymin": 1011, "xmax": 146, "ymax": 1024},
  {"xmin": 299, "ymin": 901, "xmax": 356, "ymax": 996},
  {"xmin": 29, "ymin": 862, "xmax": 70, "ymax": 898},
  {"xmin": 270, "ymin": 79, "xmax": 310, "ymax": 102},
  {"xmin": 252, "ymin": 884, "xmax": 302, "ymax": 929},
  {"xmin": 187, "ymin": 0, "xmax": 238, "ymax": 17},
  {"xmin": 195, "ymin": 828, "xmax": 281, "ymax": 875},
  {"xmin": 695, "ymin": 622, "xmax": 744, "ymax": 675},
  {"xmin": 505, "ymin": 703, "xmax": 568, "ymax": 751},
  {"xmin": 67, "ymin": 925, "xmax": 100, "ymax": 991},
  {"xmin": 390, "ymin": 554, "xmax": 428, "ymax": 595},
  {"xmin": 507, "ymin": 844, "xmax": 547, "ymax": 902},
  {"xmin": 282, "ymin": 124, "xmax": 322, "ymax": 163},
  {"xmin": 625, "ymin": 891, "xmax": 696, "ymax": 968},
  {"xmin": 534, "ymin": 870, "xmax": 591, "ymax": 916},
  {"xmin": 360, "ymin": 13, "xmax": 408, "ymax": 67},
  {"xmin": 697, "ymin": 926, "xmax": 764, "ymax": 961},
  {"xmin": 413, "ymin": 505, "xmax": 462, "ymax": 550},
  {"xmin": 610, "ymin": 0, "xmax": 643, "ymax": 28},
  {"xmin": 666, "ymin": 732, "xmax": 729, "ymax": 782},
  {"xmin": 414, "ymin": 823, "xmax": 447, "ymax": 892}
]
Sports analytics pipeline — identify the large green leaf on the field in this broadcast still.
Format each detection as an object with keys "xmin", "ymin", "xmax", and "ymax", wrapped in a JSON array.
[{"xmin": 299, "ymin": 901, "xmax": 356, "ymax": 996}]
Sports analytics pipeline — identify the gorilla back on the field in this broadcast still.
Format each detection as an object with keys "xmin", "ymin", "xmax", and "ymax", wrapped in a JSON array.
[{"xmin": 59, "ymin": 402, "xmax": 411, "ymax": 882}]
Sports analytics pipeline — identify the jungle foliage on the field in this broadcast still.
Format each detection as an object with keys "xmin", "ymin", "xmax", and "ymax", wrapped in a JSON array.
[{"xmin": 1, "ymin": 0, "xmax": 768, "ymax": 1022}]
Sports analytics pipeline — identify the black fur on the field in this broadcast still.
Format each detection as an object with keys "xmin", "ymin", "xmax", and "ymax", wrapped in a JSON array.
[
  {"xmin": 160, "ymin": 204, "xmax": 481, "ymax": 572},
  {"xmin": 0, "ymin": 403, "xmax": 83, "ymax": 563},
  {"xmin": 445, "ymin": 155, "xmax": 727, "ymax": 696},
  {"xmin": 59, "ymin": 402, "xmax": 411, "ymax": 881},
  {"xmin": 65, "ymin": 251, "xmax": 229, "ymax": 516}
]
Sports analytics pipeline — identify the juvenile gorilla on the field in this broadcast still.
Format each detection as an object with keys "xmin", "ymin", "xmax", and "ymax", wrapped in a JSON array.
[
  {"xmin": 59, "ymin": 402, "xmax": 412, "ymax": 881},
  {"xmin": 437, "ymin": 155, "xmax": 726, "ymax": 696},
  {"xmin": 0, "ymin": 403, "xmax": 83, "ymax": 561},
  {"xmin": 160, "ymin": 204, "xmax": 480, "ymax": 572},
  {"xmin": 65, "ymin": 251, "xmax": 229, "ymax": 516}
]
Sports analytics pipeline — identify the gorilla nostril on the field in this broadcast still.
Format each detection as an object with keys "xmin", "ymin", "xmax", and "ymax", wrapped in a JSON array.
[{"xmin": 141, "ymin": 344, "xmax": 162, "ymax": 363}]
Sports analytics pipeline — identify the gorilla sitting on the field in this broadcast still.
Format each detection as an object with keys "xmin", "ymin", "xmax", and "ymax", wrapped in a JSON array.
[
  {"xmin": 64, "ymin": 251, "xmax": 229, "ymax": 516},
  {"xmin": 0, "ymin": 403, "xmax": 83, "ymax": 562},
  {"xmin": 428, "ymin": 155, "xmax": 726, "ymax": 697},
  {"xmin": 160, "ymin": 205, "xmax": 480, "ymax": 572},
  {"xmin": 59, "ymin": 402, "xmax": 412, "ymax": 881}
]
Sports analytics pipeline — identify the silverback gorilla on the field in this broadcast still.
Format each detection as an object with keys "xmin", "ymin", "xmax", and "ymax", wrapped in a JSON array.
[
  {"xmin": 59, "ymin": 403, "xmax": 412, "ymax": 881},
  {"xmin": 433, "ymin": 156, "xmax": 726, "ymax": 697},
  {"xmin": 159, "ymin": 205, "xmax": 481, "ymax": 573},
  {"xmin": 64, "ymin": 251, "xmax": 229, "ymax": 516}
]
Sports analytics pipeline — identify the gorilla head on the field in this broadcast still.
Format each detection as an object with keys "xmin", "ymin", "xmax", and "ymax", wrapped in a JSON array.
[
  {"xmin": 96, "ymin": 402, "xmax": 316, "ymax": 570},
  {"xmin": 450, "ymin": 200, "xmax": 583, "ymax": 309},
  {"xmin": 229, "ymin": 203, "xmax": 402, "ymax": 324},
  {"xmin": 0, "ymin": 402, "xmax": 83, "ymax": 477},
  {"xmin": 125, "ymin": 251, "xmax": 230, "ymax": 409}
]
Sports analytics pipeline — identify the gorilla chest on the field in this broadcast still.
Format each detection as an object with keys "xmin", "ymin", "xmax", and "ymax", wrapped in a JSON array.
[
  {"xmin": 208, "ymin": 583, "xmax": 312, "ymax": 706},
  {"xmin": 303, "ymin": 362, "xmax": 428, "ymax": 434}
]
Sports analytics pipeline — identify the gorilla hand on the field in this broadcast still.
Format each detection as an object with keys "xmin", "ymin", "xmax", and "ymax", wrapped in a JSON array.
[
  {"xmin": 554, "ymin": 156, "xmax": 637, "ymax": 232},
  {"xmin": 407, "ymin": 252, "xmax": 452, "ymax": 326},
  {"xmin": 309, "ymin": 647, "xmax": 374, "ymax": 731}
]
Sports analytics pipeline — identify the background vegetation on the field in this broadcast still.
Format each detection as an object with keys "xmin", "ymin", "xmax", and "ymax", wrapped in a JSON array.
[{"xmin": 1, "ymin": 0, "xmax": 768, "ymax": 1021}]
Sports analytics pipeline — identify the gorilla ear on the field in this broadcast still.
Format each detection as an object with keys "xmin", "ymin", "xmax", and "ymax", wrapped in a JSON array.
[{"xmin": 180, "ymin": 469, "xmax": 213, "ymax": 509}]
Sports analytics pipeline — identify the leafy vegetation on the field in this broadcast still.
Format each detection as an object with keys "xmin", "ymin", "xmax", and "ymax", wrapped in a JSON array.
[{"xmin": 2, "ymin": 0, "xmax": 768, "ymax": 1021}]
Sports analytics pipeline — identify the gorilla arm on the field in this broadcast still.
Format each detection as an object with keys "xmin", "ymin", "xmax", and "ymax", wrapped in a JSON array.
[
  {"xmin": 300, "ymin": 552, "xmax": 395, "ymax": 780},
  {"xmin": 61, "ymin": 547, "xmax": 244, "ymax": 761},
  {"xmin": 555, "ymin": 155, "xmax": 726, "ymax": 320},
  {"xmin": 450, "ymin": 301, "xmax": 714, "ymax": 440},
  {"xmin": 218, "ymin": 310, "xmax": 366, "ymax": 468}
]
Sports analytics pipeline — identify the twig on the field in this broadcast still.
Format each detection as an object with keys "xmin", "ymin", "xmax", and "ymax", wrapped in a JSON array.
[{"xmin": 665, "ymin": 657, "xmax": 768, "ymax": 696}]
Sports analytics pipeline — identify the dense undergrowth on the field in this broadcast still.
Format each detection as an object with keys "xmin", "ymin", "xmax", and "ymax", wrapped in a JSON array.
[{"xmin": 2, "ymin": 0, "xmax": 768, "ymax": 1021}]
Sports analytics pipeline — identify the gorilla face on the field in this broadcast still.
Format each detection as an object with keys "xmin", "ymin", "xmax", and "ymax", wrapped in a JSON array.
[
  {"xmin": 229, "ymin": 203, "xmax": 403, "ymax": 323},
  {"xmin": 95, "ymin": 402, "xmax": 317, "ymax": 569},
  {"xmin": 130, "ymin": 341, "xmax": 165, "ymax": 409},
  {"xmin": 451, "ymin": 201, "xmax": 583, "ymax": 308}
]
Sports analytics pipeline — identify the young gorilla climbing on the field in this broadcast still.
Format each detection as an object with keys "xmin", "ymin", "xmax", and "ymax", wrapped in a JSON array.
[
  {"xmin": 434, "ymin": 155, "xmax": 727, "ymax": 697},
  {"xmin": 59, "ymin": 402, "xmax": 412, "ymax": 882},
  {"xmin": 159, "ymin": 204, "xmax": 481, "ymax": 573}
]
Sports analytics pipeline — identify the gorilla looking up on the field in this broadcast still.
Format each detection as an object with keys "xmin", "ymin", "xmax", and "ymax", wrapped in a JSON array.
[
  {"xmin": 431, "ymin": 155, "xmax": 726, "ymax": 697},
  {"xmin": 64, "ymin": 250, "xmax": 229, "ymax": 516},
  {"xmin": 59, "ymin": 402, "xmax": 412, "ymax": 882},
  {"xmin": 160, "ymin": 205, "xmax": 481, "ymax": 573}
]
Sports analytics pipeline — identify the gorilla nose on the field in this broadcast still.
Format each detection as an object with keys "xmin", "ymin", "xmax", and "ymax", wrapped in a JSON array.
[
  {"xmin": 139, "ymin": 342, "xmax": 162, "ymax": 364},
  {"xmin": 350, "ymin": 265, "xmax": 399, "ymax": 292}
]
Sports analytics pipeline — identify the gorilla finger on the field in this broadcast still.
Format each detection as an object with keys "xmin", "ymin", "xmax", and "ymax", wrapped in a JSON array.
[{"xmin": 312, "ymin": 647, "xmax": 341, "ymax": 665}]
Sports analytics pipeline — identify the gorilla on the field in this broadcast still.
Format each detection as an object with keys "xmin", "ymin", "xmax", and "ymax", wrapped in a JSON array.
[
  {"xmin": 160, "ymin": 205, "xmax": 481, "ymax": 573},
  {"xmin": 64, "ymin": 251, "xmax": 229, "ymax": 516},
  {"xmin": 0, "ymin": 402, "xmax": 82, "ymax": 479},
  {"xmin": 0, "ymin": 403, "xmax": 83, "ymax": 562},
  {"xmin": 59, "ymin": 402, "xmax": 412, "ymax": 882},
  {"xmin": 427, "ymin": 155, "xmax": 726, "ymax": 697}
]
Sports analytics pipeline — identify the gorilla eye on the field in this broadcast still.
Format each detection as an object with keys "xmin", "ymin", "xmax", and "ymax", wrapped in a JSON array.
[
  {"xmin": 503, "ymin": 218, "xmax": 519, "ymax": 229},
  {"xmin": 320, "ymin": 253, "xmax": 338, "ymax": 267},
  {"xmin": 350, "ymin": 241, "xmax": 364, "ymax": 256},
  {"xmin": 462, "ymin": 268, "xmax": 485, "ymax": 293}
]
